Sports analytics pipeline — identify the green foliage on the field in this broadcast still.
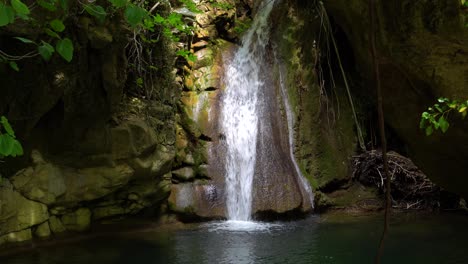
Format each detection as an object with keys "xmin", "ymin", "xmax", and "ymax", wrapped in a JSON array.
[
  {"xmin": 0, "ymin": 0, "xmax": 199, "ymax": 73},
  {"xmin": 209, "ymin": 1, "xmax": 234, "ymax": 11},
  {"xmin": 176, "ymin": 49, "xmax": 197, "ymax": 63},
  {"xmin": 420, "ymin": 97, "xmax": 468, "ymax": 136},
  {"xmin": 179, "ymin": 0, "xmax": 202, "ymax": 13},
  {"xmin": 56, "ymin": 38, "xmax": 74, "ymax": 62},
  {"xmin": 233, "ymin": 18, "xmax": 252, "ymax": 34},
  {"xmin": 0, "ymin": 116, "xmax": 23, "ymax": 158},
  {"xmin": 125, "ymin": 5, "xmax": 147, "ymax": 27}
]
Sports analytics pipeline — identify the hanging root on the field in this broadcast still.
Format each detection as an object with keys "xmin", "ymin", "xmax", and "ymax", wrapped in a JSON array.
[{"xmin": 313, "ymin": 1, "xmax": 366, "ymax": 150}]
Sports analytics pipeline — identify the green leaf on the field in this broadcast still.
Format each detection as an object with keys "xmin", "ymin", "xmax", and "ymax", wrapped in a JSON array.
[
  {"xmin": 84, "ymin": 4, "xmax": 107, "ymax": 23},
  {"xmin": 38, "ymin": 41, "xmax": 55, "ymax": 61},
  {"xmin": 459, "ymin": 107, "xmax": 467, "ymax": 113},
  {"xmin": 9, "ymin": 61, "xmax": 19, "ymax": 71},
  {"xmin": 10, "ymin": 138, "xmax": 23, "ymax": 156},
  {"xmin": 438, "ymin": 116, "xmax": 450, "ymax": 133},
  {"xmin": 14, "ymin": 36, "xmax": 35, "ymax": 44},
  {"xmin": 10, "ymin": 0, "xmax": 30, "ymax": 15},
  {"xmin": 124, "ymin": 5, "xmax": 147, "ymax": 27},
  {"xmin": 59, "ymin": 0, "xmax": 68, "ymax": 10},
  {"xmin": 0, "ymin": 3, "xmax": 15, "ymax": 27},
  {"xmin": 50, "ymin": 19, "xmax": 65, "ymax": 32},
  {"xmin": 0, "ymin": 134, "xmax": 15, "ymax": 156},
  {"xmin": 0, "ymin": 116, "xmax": 15, "ymax": 137},
  {"xmin": 37, "ymin": 0, "xmax": 57, "ymax": 11},
  {"xmin": 419, "ymin": 118, "xmax": 426, "ymax": 129},
  {"xmin": 108, "ymin": 0, "xmax": 128, "ymax": 8},
  {"xmin": 56, "ymin": 38, "xmax": 73, "ymax": 62},
  {"xmin": 425, "ymin": 126, "xmax": 433, "ymax": 136},
  {"xmin": 154, "ymin": 14, "xmax": 165, "ymax": 24},
  {"xmin": 45, "ymin": 28, "xmax": 61, "ymax": 39}
]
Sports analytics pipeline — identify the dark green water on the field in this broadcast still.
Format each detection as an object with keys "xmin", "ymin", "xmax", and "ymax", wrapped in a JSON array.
[{"xmin": 1, "ymin": 213, "xmax": 467, "ymax": 264}]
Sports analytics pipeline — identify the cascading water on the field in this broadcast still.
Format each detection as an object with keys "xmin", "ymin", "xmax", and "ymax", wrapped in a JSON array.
[
  {"xmin": 221, "ymin": 0, "xmax": 278, "ymax": 221},
  {"xmin": 277, "ymin": 64, "xmax": 315, "ymax": 209}
]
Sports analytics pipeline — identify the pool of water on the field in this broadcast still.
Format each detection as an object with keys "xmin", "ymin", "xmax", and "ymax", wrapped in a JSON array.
[{"xmin": 1, "ymin": 213, "xmax": 467, "ymax": 264}]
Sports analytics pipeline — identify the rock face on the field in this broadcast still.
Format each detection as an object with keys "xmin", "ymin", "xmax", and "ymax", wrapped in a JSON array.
[{"xmin": 325, "ymin": 0, "xmax": 468, "ymax": 199}]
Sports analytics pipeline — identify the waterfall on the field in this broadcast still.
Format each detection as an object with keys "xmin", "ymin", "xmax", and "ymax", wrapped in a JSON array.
[
  {"xmin": 277, "ymin": 64, "xmax": 315, "ymax": 209},
  {"xmin": 221, "ymin": 0, "xmax": 277, "ymax": 221}
]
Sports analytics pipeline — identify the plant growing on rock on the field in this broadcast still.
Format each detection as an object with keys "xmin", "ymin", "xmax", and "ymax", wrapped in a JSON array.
[
  {"xmin": 0, "ymin": 116, "xmax": 23, "ymax": 183},
  {"xmin": 420, "ymin": 97, "xmax": 468, "ymax": 136},
  {"xmin": 0, "ymin": 0, "xmax": 198, "ymax": 69}
]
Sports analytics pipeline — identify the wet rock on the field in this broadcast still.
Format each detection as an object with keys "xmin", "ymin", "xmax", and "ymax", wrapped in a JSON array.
[
  {"xmin": 174, "ymin": 7, "xmax": 198, "ymax": 18},
  {"xmin": 56, "ymin": 164, "xmax": 134, "ymax": 205},
  {"xmin": 34, "ymin": 221, "xmax": 51, "ymax": 238},
  {"xmin": 0, "ymin": 180, "xmax": 49, "ymax": 236},
  {"xmin": 168, "ymin": 182, "xmax": 225, "ymax": 220},
  {"xmin": 129, "ymin": 146, "xmax": 175, "ymax": 179},
  {"xmin": 193, "ymin": 48, "xmax": 215, "ymax": 69},
  {"xmin": 192, "ymin": 40, "xmax": 209, "ymax": 49},
  {"xmin": 49, "ymin": 216, "xmax": 66, "ymax": 234},
  {"xmin": 61, "ymin": 208, "xmax": 91, "ymax": 232},
  {"xmin": 0, "ymin": 229, "xmax": 32, "ymax": 245},
  {"xmin": 172, "ymin": 167, "xmax": 196, "ymax": 181}
]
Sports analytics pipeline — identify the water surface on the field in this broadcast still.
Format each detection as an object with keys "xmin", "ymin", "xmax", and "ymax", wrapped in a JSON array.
[{"xmin": 2, "ymin": 213, "xmax": 467, "ymax": 264}]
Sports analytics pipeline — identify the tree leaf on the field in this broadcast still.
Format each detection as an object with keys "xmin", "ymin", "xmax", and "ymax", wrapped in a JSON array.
[
  {"xmin": 14, "ymin": 36, "xmax": 35, "ymax": 44},
  {"xmin": 10, "ymin": 138, "xmax": 23, "ymax": 156},
  {"xmin": 37, "ymin": 0, "xmax": 57, "ymax": 11},
  {"xmin": 50, "ymin": 19, "xmax": 65, "ymax": 32},
  {"xmin": 0, "ymin": 116, "xmax": 15, "ymax": 137},
  {"xmin": 56, "ymin": 38, "xmax": 73, "ymax": 62},
  {"xmin": 45, "ymin": 28, "xmax": 61, "ymax": 39},
  {"xmin": 0, "ymin": 134, "xmax": 14, "ymax": 156},
  {"xmin": 38, "ymin": 41, "xmax": 55, "ymax": 61},
  {"xmin": 108, "ymin": 0, "xmax": 128, "ymax": 8},
  {"xmin": 0, "ymin": 3, "xmax": 15, "ymax": 27},
  {"xmin": 438, "ymin": 116, "xmax": 449, "ymax": 133},
  {"xmin": 459, "ymin": 107, "xmax": 467, "ymax": 113},
  {"xmin": 10, "ymin": 0, "xmax": 30, "ymax": 15},
  {"xmin": 9, "ymin": 61, "xmax": 19, "ymax": 71},
  {"xmin": 419, "ymin": 118, "xmax": 426, "ymax": 129},
  {"xmin": 124, "ymin": 5, "xmax": 147, "ymax": 27},
  {"xmin": 425, "ymin": 126, "xmax": 433, "ymax": 136},
  {"xmin": 84, "ymin": 4, "xmax": 107, "ymax": 23}
]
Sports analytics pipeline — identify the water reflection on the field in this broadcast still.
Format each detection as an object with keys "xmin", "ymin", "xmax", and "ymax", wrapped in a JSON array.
[{"xmin": 2, "ymin": 214, "xmax": 468, "ymax": 264}]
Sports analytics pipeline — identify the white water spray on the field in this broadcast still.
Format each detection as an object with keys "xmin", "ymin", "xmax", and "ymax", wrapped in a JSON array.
[{"xmin": 221, "ymin": 0, "xmax": 277, "ymax": 221}]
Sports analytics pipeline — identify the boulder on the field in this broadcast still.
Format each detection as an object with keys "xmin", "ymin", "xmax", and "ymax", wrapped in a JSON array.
[
  {"xmin": 11, "ymin": 151, "xmax": 66, "ymax": 205},
  {"xmin": 49, "ymin": 216, "xmax": 66, "ymax": 234},
  {"xmin": 0, "ymin": 180, "xmax": 49, "ymax": 236},
  {"xmin": 56, "ymin": 164, "xmax": 134, "ymax": 205},
  {"xmin": 34, "ymin": 221, "xmax": 51, "ymax": 238}
]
